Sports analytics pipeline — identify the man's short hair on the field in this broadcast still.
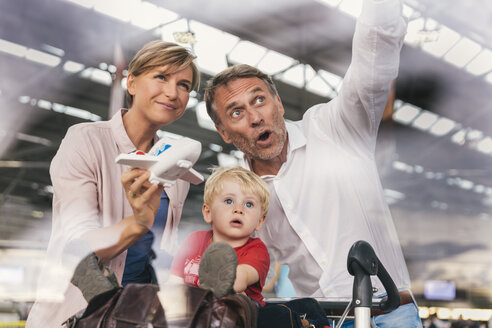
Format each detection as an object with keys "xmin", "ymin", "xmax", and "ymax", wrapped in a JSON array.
[
  {"xmin": 204, "ymin": 64, "xmax": 278, "ymax": 125},
  {"xmin": 126, "ymin": 40, "xmax": 199, "ymax": 107},
  {"xmin": 204, "ymin": 166, "xmax": 270, "ymax": 217}
]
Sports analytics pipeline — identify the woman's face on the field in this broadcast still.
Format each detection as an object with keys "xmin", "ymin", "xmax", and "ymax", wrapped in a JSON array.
[{"xmin": 127, "ymin": 65, "xmax": 193, "ymax": 126}]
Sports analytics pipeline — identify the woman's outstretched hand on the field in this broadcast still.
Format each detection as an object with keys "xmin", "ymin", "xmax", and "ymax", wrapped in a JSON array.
[{"xmin": 121, "ymin": 169, "xmax": 163, "ymax": 230}]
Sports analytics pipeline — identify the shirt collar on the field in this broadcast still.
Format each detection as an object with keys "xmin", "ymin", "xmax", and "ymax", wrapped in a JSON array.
[{"xmin": 109, "ymin": 108, "xmax": 159, "ymax": 154}]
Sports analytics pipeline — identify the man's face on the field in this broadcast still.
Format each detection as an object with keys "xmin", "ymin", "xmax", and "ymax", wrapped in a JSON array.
[{"xmin": 213, "ymin": 77, "xmax": 287, "ymax": 161}]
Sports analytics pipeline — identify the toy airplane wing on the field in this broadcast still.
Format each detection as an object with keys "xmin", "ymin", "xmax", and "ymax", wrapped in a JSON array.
[
  {"xmin": 115, "ymin": 153, "xmax": 159, "ymax": 170},
  {"xmin": 180, "ymin": 168, "xmax": 204, "ymax": 185}
]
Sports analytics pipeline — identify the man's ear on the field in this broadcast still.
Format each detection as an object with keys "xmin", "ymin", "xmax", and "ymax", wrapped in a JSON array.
[
  {"xmin": 202, "ymin": 203, "xmax": 213, "ymax": 224},
  {"xmin": 255, "ymin": 215, "xmax": 266, "ymax": 231},
  {"xmin": 215, "ymin": 123, "xmax": 232, "ymax": 144},
  {"xmin": 275, "ymin": 94, "xmax": 285, "ymax": 116},
  {"xmin": 127, "ymin": 74, "xmax": 136, "ymax": 96}
]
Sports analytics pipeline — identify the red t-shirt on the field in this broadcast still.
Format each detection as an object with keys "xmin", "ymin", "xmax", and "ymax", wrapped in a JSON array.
[{"xmin": 170, "ymin": 230, "xmax": 270, "ymax": 306}]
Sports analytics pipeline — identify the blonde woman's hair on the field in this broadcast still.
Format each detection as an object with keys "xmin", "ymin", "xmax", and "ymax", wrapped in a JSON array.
[
  {"xmin": 126, "ymin": 40, "xmax": 200, "ymax": 107},
  {"xmin": 204, "ymin": 166, "xmax": 270, "ymax": 217}
]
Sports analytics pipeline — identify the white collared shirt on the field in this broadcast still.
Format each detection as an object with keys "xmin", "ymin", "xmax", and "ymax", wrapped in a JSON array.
[{"xmin": 245, "ymin": 0, "xmax": 409, "ymax": 298}]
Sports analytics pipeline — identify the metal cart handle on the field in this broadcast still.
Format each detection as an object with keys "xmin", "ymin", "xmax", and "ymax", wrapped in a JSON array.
[{"xmin": 347, "ymin": 240, "xmax": 400, "ymax": 313}]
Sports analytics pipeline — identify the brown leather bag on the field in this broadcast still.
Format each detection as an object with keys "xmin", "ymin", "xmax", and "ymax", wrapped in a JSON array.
[
  {"xmin": 190, "ymin": 293, "xmax": 258, "ymax": 328},
  {"xmin": 65, "ymin": 284, "xmax": 257, "ymax": 328},
  {"xmin": 65, "ymin": 284, "xmax": 167, "ymax": 328}
]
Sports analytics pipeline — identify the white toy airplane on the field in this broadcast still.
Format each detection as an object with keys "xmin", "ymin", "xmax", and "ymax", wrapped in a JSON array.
[{"xmin": 115, "ymin": 137, "xmax": 204, "ymax": 187}]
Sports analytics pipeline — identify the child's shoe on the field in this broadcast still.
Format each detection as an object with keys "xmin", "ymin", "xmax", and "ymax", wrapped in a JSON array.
[{"xmin": 199, "ymin": 242, "xmax": 238, "ymax": 298}]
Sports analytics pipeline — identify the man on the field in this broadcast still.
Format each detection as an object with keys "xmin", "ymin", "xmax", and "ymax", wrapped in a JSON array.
[{"xmin": 204, "ymin": 0, "xmax": 420, "ymax": 326}]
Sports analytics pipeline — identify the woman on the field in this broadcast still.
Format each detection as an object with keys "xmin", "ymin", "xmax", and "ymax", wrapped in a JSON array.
[{"xmin": 26, "ymin": 41, "xmax": 200, "ymax": 327}]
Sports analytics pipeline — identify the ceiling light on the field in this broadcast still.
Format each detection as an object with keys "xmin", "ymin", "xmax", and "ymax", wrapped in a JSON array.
[
  {"xmin": 384, "ymin": 189, "xmax": 405, "ymax": 200},
  {"xmin": 459, "ymin": 179, "xmax": 474, "ymax": 190},
  {"xmin": 17, "ymin": 133, "xmax": 52, "ymax": 147},
  {"xmin": 402, "ymin": 4, "xmax": 415, "ymax": 19},
  {"xmin": 173, "ymin": 32, "xmax": 196, "ymax": 45},
  {"xmin": 208, "ymin": 143, "xmax": 223, "ymax": 152},
  {"xmin": 476, "ymin": 137, "xmax": 492, "ymax": 154},
  {"xmin": 465, "ymin": 49, "xmax": 492, "ymax": 76},
  {"xmin": 486, "ymin": 72, "xmax": 492, "ymax": 84},
  {"xmin": 160, "ymin": 19, "xmax": 190, "ymax": 46},
  {"xmin": 156, "ymin": 130, "xmax": 183, "ymax": 139},
  {"xmin": 63, "ymin": 60, "xmax": 85, "ymax": 73},
  {"xmin": 80, "ymin": 67, "xmax": 112, "ymax": 86},
  {"xmin": 0, "ymin": 39, "xmax": 27, "ymax": 57},
  {"xmin": 421, "ymin": 25, "xmax": 460, "ymax": 58},
  {"xmin": 228, "ymin": 41, "xmax": 267, "ymax": 66},
  {"xmin": 0, "ymin": 266, "xmax": 24, "ymax": 284},
  {"xmin": 338, "ymin": 0, "xmax": 363, "ymax": 18},
  {"xmin": 412, "ymin": 111, "xmax": 438, "ymax": 131},
  {"xmin": 444, "ymin": 37, "xmax": 481, "ymax": 68},
  {"xmin": 18, "ymin": 96, "xmax": 31, "ymax": 104},
  {"xmin": 52, "ymin": 103, "xmax": 101, "ymax": 122},
  {"xmin": 451, "ymin": 129, "xmax": 466, "ymax": 145},
  {"xmin": 257, "ymin": 50, "xmax": 295, "ymax": 75},
  {"xmin": 429, "ymin": 117, "xmax": 456, "ymax": 136},
  {"xmin": 25, "ymin": 49, "xmax": 61, "ymax": 67},
  {"xmin": 393, "ymin": 104, "xmax": 420, "ymax": 125},
  {"xmin": 37, "ymin": 99, "xmax": 52, "ymax": 110},
  {"xmin": 41, "ymin": 44, "xmax": 65, "ymax": 57},
  {"xmin": 217, "ymin": 153, "xmax": 241, "ymax": 167}
]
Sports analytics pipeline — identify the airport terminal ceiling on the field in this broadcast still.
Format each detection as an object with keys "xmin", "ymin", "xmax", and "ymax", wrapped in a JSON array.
[{"xmin": 0, "ymin": 0, "xmax": 492, "ymax": 312}]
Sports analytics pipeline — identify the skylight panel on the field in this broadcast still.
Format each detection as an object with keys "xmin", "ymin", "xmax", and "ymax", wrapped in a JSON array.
[
  {"xmin": 279, "ymin": 64, "xmax": 306, "ymax": 88},
  {"xmin": 0, "ymin": 39, "xmax": 27, "ymax": 57},
  {"xmin": 25, "ymin": 49, "xmax": 61, "ymax": 67},
  {"xmin": 228, "ymin": 41, "xmax": 267, "ymax": 66},
  {"xmin": 444, "ymin": 37, "xmax": 481, "ymax": 68},
  {"xmin": 306, "ymin": 75, "xmax": 331, "ymax": 97},
  {"xmin": 412, "ymin": 111, "xmax": 438, "ymax": 131},
  {"xmin": 190, "ymin": 21, "xmax": 238, "ymax": 75},
  {"xmin": 404, "ymin": 18, "xmax": 425, "ymax": 47},
  {"xmin": 421, "ymin": 25, "xmax": 460, "ymax": 58},
  {"xmin": 63, "ymin": 60, "xmax": 85, "ymax": 73},
  {"xmin": 429, "ymin": 117, "xmax": 456, "ymax": 136},
  {"xmin": 393, "ymin": 104, "xmax": 420, "ymax": 124},
  {"xmin": 466, "ymin": 49, "xmax": 492, "ymax": 76},
  {"xmin": 131, "ymin": 2, "xmax": 178, "ymax": 30},
  {"xmin": 257, "ymin": 50, "xmax": 296, "ymax": 75},
  {"xmin": 338, "ymin": 0, "xmax": 363, "ymax": 18},
  {"xmin": 94, "ymin": 0, "xmax": 139, "ymax": 22}
]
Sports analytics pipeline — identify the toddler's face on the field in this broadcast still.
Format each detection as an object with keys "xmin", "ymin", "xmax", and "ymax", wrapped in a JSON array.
[{"xmin": 203, "ymin": 179, "xmax": 265, "ymax": 246}]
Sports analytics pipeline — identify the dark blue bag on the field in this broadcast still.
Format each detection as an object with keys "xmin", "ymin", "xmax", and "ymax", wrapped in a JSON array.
[{"xmin": 259, "ymin": 298, "xmax": 331, "ymax": 328}]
